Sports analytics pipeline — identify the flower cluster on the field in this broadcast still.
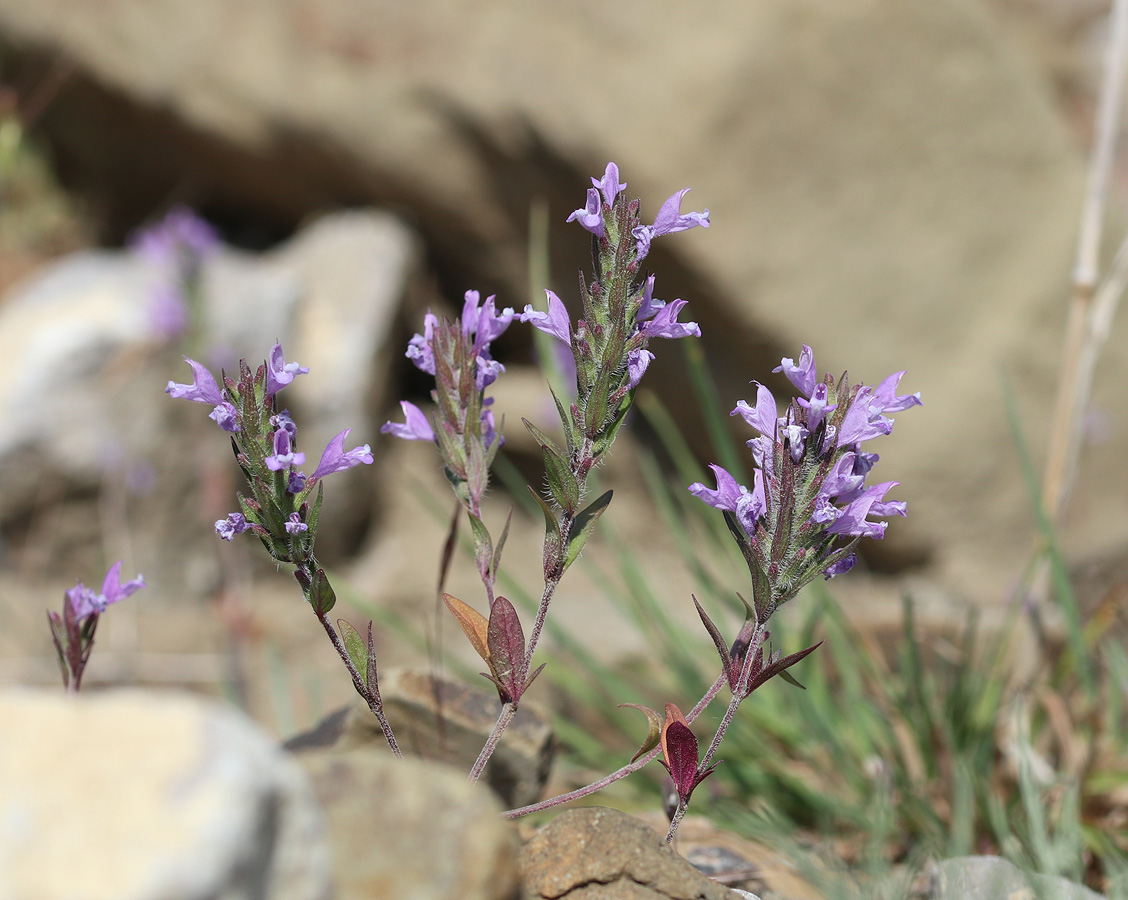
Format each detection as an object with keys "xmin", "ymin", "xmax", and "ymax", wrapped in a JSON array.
[
  {"xmin": 382, "ymin": 290, "xmax": 514, "ymax": 511},
  {"xmin": 166, "ymin": 344, "xmax": 373, "ymax": 582},
  {"xmin": 48, "ymin": 561, "xmax": 145, "ymax": 692},
  {"xmin": 132, "ymin": 207, "xmax": 219, "ymax": 340},
  {"xmin": 690, "ymin": 345, "xmax": 920, "ymax": 622}
]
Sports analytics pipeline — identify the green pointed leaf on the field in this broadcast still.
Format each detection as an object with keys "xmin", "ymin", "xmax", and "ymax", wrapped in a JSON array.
[
  {"xmin": 468, "ymin": 512, "xmax": 493, "ymax": 575},
  {"xmin": 337, "ymin": 618, "xmax": 367, "ymax": 676},
  {"xmin": 491, "ymin": 508, "xmax": 513, "ymax": 581},
  {"xmin": 522, "ymin": 418, "xmax": 564, "ymax": 456},
  {"xmin": 528, "ymin": 485, "xmax": 561, "ymax": 544},
  {"xmin": 563, "ymin": 489, "xmax": 613, "ymax": 570},
  {"xmin": 542, "ymin": 444, "xmax": 580, "ymax": 512},
  {"xmin": 548, "ymin": 385, "xmax": 576, "ymax": 457},
  {"xmin": 778, "ymin": 670, "xmax": 807, "ymax": 690},
  {"xmin": 620, "ymin": 703, "xmax": 663, "ymax": 763}
]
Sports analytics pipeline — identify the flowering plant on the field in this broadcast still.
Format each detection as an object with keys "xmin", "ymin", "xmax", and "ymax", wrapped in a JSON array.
[{"xmin": 157, "ymin": 163, "xmax": 918, "ymax": 841}]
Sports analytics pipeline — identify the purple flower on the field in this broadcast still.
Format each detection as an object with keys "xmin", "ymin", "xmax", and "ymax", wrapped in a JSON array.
[
  {"xmin": 165, "ymin": 358, "xmax": 240, "ymax": 432},
  {"xmin": 461, "ymin": 290, "xmax": 515, "ymax": 353},
  {"xmin": 567, "ymin": 187, "xmax": 605, "ymax": 238},
  {"xmin": 774, "ymin": 345, "xmax": 817, "ymax": 398},
  {"xmin": 265, "ymin": 426, "xmax": 306, "ymax": 471},
  {"xmin": 148, "ymin": 283, "xmax": 189, "ymax": 340},
  {"xmin": 731, "ymin": 383, "xmax": 779, "ymax": 438},
  {"xmin": 288, "ymin": 470, "xmax": 307, "ymax": 493},
  {"xmin": 827, "ymin": 482, "xmax": 905, "ymax": 539},
  {"xmin": 824, "ymin": 553, "xmax": 858, "ymax": 580},
  {"xmin": 632, "ymin": 188, "xmax": 710, "ymax": 260},
  {"xmin": 381, "ymin": 401, "xmax": 436, "ymax": 442},
  {"xmin": 869, "ymin": 371, "xmax": 923, "ymax": 416},
  {"xmin": 637, "ymin": 298, "xmax": 700, "ymax": 340},
  {"xmin": 798, "ymin": 382, "xmax": 836, "ymax": 433},
  {"xmin": 482, "ymin": 404, "xmax": 503, "ymax": 449},
  {"xmin": 284, "ymin": 512, "xmax": 308, "ymax": 535},
  {"xmin": 838, "ymin": 387, "xmax": 894, "ymax": 446},
  {"xmin": 688, "ymin": 464, "xmax": 766, "ymax": 533},
  {"xmin": 265, "ymin": 343, "xmax": 309, "ymax": 397},
  {"xmin": 406, "ymin": 312, "xmax": 439, "ymax": 375},
  {"xmin": 626, "ymin": 348, "xmax": 655, "ymax": 389},
  {"xmin": 311, "ymin": 429, "xmax": 375, "ymax": 480},
  {"xmin": 520, "ymin": 290, "xmax": 572, "ymax": 344},
  {"xmin": 216, "ymin": 512, "xmax": 253, "ymax": 541},
  {"xmin": 636, "ymin": 276, "xmax": 664, "ymax": 321},
  {"xmin": 476, "ymin": 356, "xmax": 505, "ymax": 390},
  {"xmin": 66, "ymin": 561, "xmax": 145, "ymax": 621},
  {"xmin": 132, "ymin": 207, "xmax": 219, "ymax": 263},
  {"xmin": 593, "ymin": 162, "xmax": 625, "ymax": 207}
]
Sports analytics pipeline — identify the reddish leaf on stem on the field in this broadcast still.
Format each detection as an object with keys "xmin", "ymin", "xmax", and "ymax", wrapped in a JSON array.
[{"xmin": 486, "ymin": 596, "xmax": 528, "ymax": 702}]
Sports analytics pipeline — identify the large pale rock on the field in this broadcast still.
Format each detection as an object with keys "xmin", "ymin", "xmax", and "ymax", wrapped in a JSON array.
[
  {"xmin": 0, "ymin": 688, "xmax": 330, "ymax": 900},
  {"xmin": 299, "ymin": 749, "xmax": 521, "ymax": 900},
  {"xmin": 0, "ymin": 209, "xmax": 417, "ymax": 561},
  {"xmin": 0, "ymin": 0, "xmax": 1108, "ymax": 611}
]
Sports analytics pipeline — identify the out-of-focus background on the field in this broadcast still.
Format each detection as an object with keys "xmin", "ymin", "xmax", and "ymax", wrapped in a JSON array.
[{"xmin": 0, "ymin": 0, "xmax": 1125, "ymax": 732}]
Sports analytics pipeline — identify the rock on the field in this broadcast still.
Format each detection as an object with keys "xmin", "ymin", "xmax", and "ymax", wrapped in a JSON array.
[
  {"xmin": 520, "ymin": 807, "xmax": 740, "ymax": 900},
  {"xmin": 926, "ymin": 856, "xmax": 1106, "ymax": 900},
  {"xmin": 285, "ymin": 668, "xmax": 555, "ymax": 809},
  {"xmin": 0, "ymin": 0, "xmax": 1109, "ymax": 606},
  {"xmin": 0, "ymin": 208, "xmax": 417, "ymax": 566},
  {"xmin": 299, "ymin": 749, "xmax": 521, "ymax": 900},
  {"xmin": 0, "ymin": 688, "xmax": 330, "ymax": 900}
]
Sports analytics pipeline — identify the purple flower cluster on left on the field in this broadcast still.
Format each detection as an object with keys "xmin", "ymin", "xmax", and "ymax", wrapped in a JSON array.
[{"xmin": 165, "ymin": 343, "xmax": 374, "ymax": 551}]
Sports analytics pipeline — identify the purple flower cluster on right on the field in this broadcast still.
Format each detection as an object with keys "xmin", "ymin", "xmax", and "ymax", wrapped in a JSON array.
[{"xmin": 690, "ymin": 345, "xmax": 920, "ymax": 619}]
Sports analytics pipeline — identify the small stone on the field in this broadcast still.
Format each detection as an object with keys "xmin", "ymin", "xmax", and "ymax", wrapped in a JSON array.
[
  {"xmin": 520, "ymin": 807, "xmax": 741, "ymax": 900},
  {"xmin": 286, "ymin": 667, "xmax": 555, "ymax": 809},
  {"xmin": 0, "ymin": 688, "xmax": 330, "ymax": 900},
  {"xmin": 299, "ymin": 749, "xmax": 520, "ymax": 900},
  {"xmin": 927, "ymin": 856, "xmax": 1107, "ymax": 900}
]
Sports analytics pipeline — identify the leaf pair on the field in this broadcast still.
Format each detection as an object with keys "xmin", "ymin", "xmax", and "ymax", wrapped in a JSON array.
[
  {"xmin": 337, "ymin": 619, "xmax": 380, "ymax": 700},
  {"xmin": 621, "ymin": 702, "xmax": 716, "ymax": 807},
  {"xmin": 443, "ymin": 593, "xmax": 545, "ymax": 704},
  {"xmin": 693, "ymin": 594, "xmax": 820, "ymax": 697}
]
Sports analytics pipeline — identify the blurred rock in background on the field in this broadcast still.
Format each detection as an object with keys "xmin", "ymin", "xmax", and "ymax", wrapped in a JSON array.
[{"xmin": 0, "ymin": 0, "xmax": 1124, "ymax": 708}]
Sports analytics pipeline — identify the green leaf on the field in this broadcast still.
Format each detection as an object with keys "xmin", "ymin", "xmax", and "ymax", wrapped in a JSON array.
[
  {"xmin": 522, "ymin": 417, "xmax": 564, "ymax": 456},
  {"xmin": 337, "ymin": 618, "xmax": 367, "ymax": 676},
  {"xmin": 491, "ymin": 508, "xmax": 513, "ymax": 581},
  {"xmin": 619, "ymin": 703, "xmax": 663, "ymax": 763},
  {"xmin": 468, "ymin": 512, "xmax": 492, "ymax": 575},
  {"xmin": 542, "ymin": 444, "xmax": 580, "ymax": 513},
  {"xmin": 548, "ymin": 385, "xmax": 576, "ymax": 457},
  {"xmin": 527, "ymin": 485, "xmax": 560, "ymax": 544},
  {"xmin": 563, "ymin": 489, "xmax": 613, "ymax": 570}
]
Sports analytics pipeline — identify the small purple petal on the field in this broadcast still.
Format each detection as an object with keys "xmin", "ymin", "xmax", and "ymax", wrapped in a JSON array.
[
  {"xmin": 265, "ymin": 343, "xmax": 309, "ymax": 397},
  {"xmin": 381, "ymin": 401, "xmax": 436, "ymax": 442},
  {"xmin": 632, "ymin": 187, "xmax": 709, "ymax": 260},
  {"xmin": 824, "ymin": 553, "xmax": 858, "ymax": 580},
  {"xmin": 774, "ymin": 345, "xmax": 817, "ymax": 397},
  {"xmin": 567, "ymin": 188, "xmax": 605, "ymax": 238},
  {"xmin": 476, "ymin": 356, "xmax": 505, "ymax": 391},
  {"xmin": 593, "ymin": 162, "xmax": 625, "ymax": 207},
  {"xmin": 284, "ymin": 512, "xmax": 309, "ymax": 535},
  {"xmin": 731, "ymin": 383, "xmax": 778, "ymax": 438},
  {"xmin": 688, "ymin": 464, "xmax": 745, "ymax": 511},
  {"xmin": 637, "ymin": 299, "xmax": 700, "ymax": 340},
  {"xmin": 265, "ymin": 427, "xmax": 306, "ymax": 471},
  {"xmin": 216, "ymin": 512, "xmax": 252, "ymax": 541},
  {"xmin": 520, "ymin": 290, "xmax": 572, "ymax": 344},
  {"xmin": 626, "ymin": 348, "xmax": 654, "ymax": 389},
  {"xmin": 165, "ymin": 358, "xmax": 223, "ymax": 404},
  {"xmin": 869, "ymin": 371, "xmax": 923, "ymax": 415},
  {"xmin": 312, "ymin": 429, "xmax": 375, "ymax": 480},
  {"xmin": 636, "ymin": 276, "xmax": 665, "ymax": 322},
  {"xmin": 406, "ymin": 312, "xmax": 438, "ymax": 375}
]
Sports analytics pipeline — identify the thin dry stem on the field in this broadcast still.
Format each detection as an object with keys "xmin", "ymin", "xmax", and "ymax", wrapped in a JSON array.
[{"xmin": 1042, "ymin": 0, "xmax": 1128, "ymax": 521}]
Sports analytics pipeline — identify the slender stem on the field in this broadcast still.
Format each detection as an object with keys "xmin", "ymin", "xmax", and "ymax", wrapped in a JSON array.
[
  {"xmin": 317, "ymin": 610, "xmax": 402, "ymax": 758},
  {"xmin": 504, "ymin": 673, "xmax": 727, "ymax": 818},
  {"xmin": 523, "ymin": 575, "xmax": 562, "ymax": 672},
  {"xmin": 699, "ymin": 689, "xmax": 743, "ymax": 773},
  {"xmin": 666, "ymin": 801, "xmax": 689, "ymax": 844},
  {"xmin": 468, "ymin": 701, "xmax": 516, "ymax": 782},
  {"xmin": 1043, "ymin": 0, "xmax": 1128, "ymax": 521}
]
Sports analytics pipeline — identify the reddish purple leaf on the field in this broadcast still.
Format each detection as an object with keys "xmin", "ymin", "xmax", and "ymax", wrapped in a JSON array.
[
  {"xmin": 487, "ymin": 596, "xmax": 527, "ymax": 702},
  {"xmin": 663, "ymin": 722, "xmax": 701, "ymax": 802}
]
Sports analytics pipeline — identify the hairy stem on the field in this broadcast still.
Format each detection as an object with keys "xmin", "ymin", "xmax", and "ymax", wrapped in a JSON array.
[
  {"xmin": 666, "ymin": 801, "xmax": 689, "ymax": 844},
  {"xmin": 504, "ymin": 673, "xmax": 727, "ymax": 818},
  {"xmin": 468, "ymin": 701, "xmax": 516, "ymax": 782},
  {"xmin": 317, "ymin": 610, "xmax": 402, "ymax": 758}
]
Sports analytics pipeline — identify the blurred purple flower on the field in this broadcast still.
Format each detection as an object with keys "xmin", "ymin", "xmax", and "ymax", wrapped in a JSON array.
[
  {"xmin": 381, "ymin": 401, "xmax": 436, "ymax": 442},
  {"xmin": 165, "ymin": 358, "xmax": 240, "ymax": 432},
  {"xmin": 216, "ymin": 512, "xmax": 253, "ymax": 541},
  {"xmin": 66, "ymin": 561, "xmax": 145, "ymax": 622}
]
